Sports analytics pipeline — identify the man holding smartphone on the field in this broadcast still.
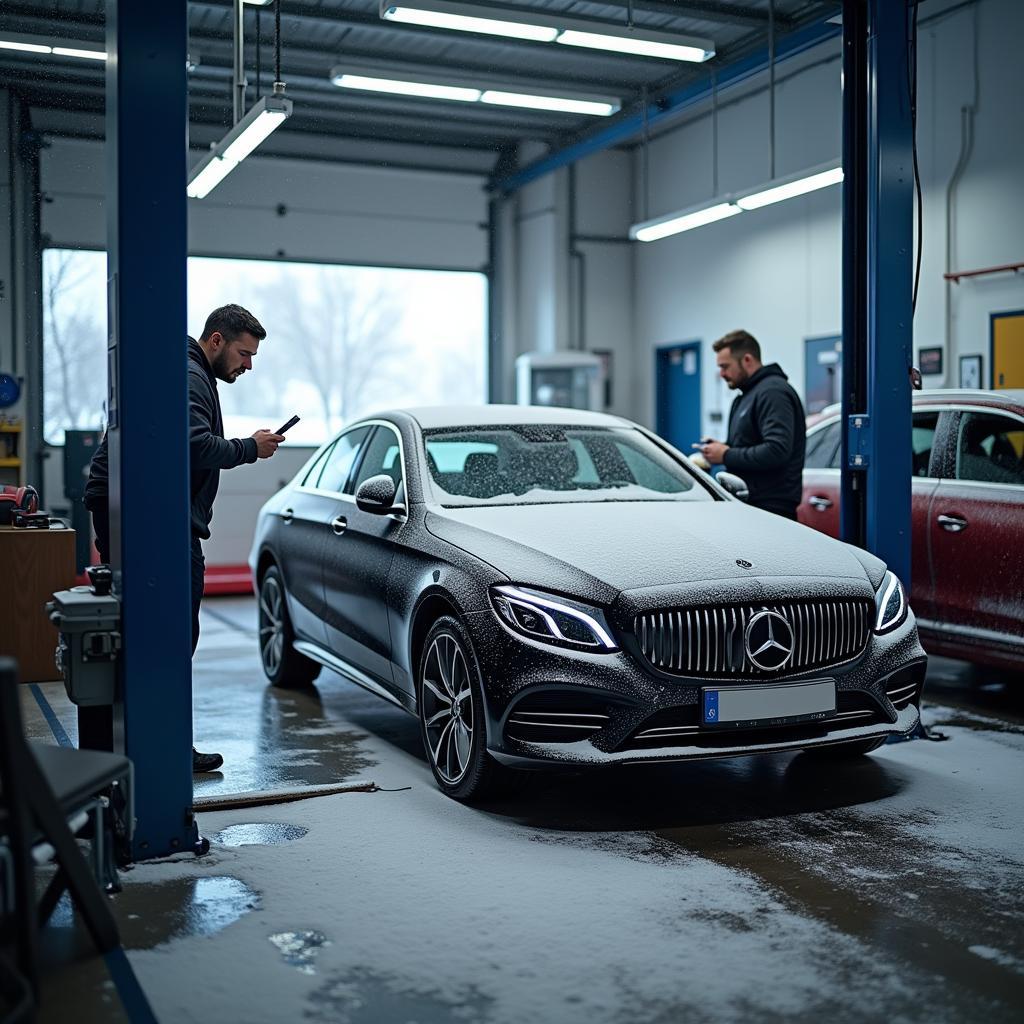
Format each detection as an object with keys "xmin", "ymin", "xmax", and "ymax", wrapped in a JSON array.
[
  {"xmin": 84, "ymin": 304, "xmax": 284, "ymax": 772},
  {"xmin": 696, "ymin": 329, "xmax": 806, "ymax": 521}
]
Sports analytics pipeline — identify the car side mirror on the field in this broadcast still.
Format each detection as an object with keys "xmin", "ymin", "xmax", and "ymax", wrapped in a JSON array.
[
  {"xmin": 355, "ymin": 474, "xmax": 402, "ymax": 515},
  {"xmin": 717, "ymin": 472, "xmax": 749, "ymax": 502}
]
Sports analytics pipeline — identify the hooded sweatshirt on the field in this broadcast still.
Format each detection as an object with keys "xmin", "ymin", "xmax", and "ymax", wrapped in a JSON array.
[
  {"xmin": 722, "ymin": 363, "xmax": 806, "ymax": 514},
  {"xmin": 85, "ymin": 337, "xmax": 258, "ymax": 540}
]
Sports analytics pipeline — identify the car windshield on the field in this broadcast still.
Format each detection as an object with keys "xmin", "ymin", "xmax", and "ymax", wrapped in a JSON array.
[{"xmin": 422, "ymin": 425, "xmax": 713, "ymax": 506}]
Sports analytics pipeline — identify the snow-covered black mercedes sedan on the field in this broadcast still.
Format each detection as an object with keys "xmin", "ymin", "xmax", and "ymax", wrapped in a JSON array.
[{"xmin": 250, "ymin": 406, "xmax": 927, "ymax": 800}]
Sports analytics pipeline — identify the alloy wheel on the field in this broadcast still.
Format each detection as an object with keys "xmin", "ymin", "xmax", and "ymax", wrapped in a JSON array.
[
  {"xmin": 259, "ymin": 574, "xmax": 285, "ymax": 677},
  {"xmin": 422, "ymin": 633, "xmax": 474, "ymax": 785}
]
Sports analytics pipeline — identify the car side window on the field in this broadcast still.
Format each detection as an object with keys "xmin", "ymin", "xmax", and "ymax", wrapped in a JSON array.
[
  {"xmin": 301, "ymin": 442, "xmax": 335, "ymax": 488},
  {"xmin": 955, "ymin": 413, "xmax": 1024, "ymax": 486},
  {"xmin": 805, "ymin": 421, "xmax": 840, "ymax": 469},
  {"xmin": 911, "ymin": 411, "xmax": 939, "ymax": 477},
  {"xmin": 349, "ymin": 425, "xmax": 404, "ymax": 494},
  {"xmin": 315, "ymin": 426, "xmax": 372, "ymax": 493}
]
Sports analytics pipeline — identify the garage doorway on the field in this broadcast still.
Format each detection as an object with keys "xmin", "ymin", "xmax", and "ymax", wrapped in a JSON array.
[{"xmin": 655, "ymin": 341, "xmax": 702, "ymax": 451}]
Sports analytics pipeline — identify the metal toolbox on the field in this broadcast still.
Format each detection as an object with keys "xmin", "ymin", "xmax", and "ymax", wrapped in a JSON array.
[{"xmin": 47, "ymin": 579, "xmax": 121, "ymax": 707}]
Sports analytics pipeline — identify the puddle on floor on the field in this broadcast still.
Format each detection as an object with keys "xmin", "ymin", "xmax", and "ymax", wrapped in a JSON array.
[
  {"xmin": 269, "ymin": 931, "xmax": 332, "ymax": 975},
  {"xmin": 213, "ymin": 822, "xmax": 309, "ymax": 846},
  {"xmin": 116, "ymin": 876, "xmax": 259, "ymax": 949}
]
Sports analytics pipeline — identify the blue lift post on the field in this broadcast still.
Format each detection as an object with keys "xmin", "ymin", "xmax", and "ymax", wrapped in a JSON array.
[
  {"xmin": 840, "ymin": 0, "xmax": 914, "ymax": 589},
  {"xmin": 106, "ymin": 1, "xmax": 198, "ymax": 858}
]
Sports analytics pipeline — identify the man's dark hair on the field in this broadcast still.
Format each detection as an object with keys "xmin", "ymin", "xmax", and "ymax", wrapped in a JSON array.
[
  {"xmin": 712, "ymin": 329, "xmax": 761, "ymax": 362},
  {"xmin": 200, "ymin": 304, "xmax": 266, "ymax": 343}
]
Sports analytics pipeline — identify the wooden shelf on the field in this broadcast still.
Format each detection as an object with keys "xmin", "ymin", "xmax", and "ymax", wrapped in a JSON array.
[
  {"xmin": 0, "ymin": 425, "xmax": 22, "ymax": 433},
  {"xmin": 0, "ymin": 458, "xmax": 21, "ymax": 468}
]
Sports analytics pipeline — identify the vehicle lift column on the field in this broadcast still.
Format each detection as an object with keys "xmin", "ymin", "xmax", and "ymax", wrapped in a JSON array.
[
  {"xmin": 106, "ymin": 1, "xmax": 199, "ymax": 858},
  {"xmin": 840, "ymin": 0, "xmax": 914, "ymax": 589}
]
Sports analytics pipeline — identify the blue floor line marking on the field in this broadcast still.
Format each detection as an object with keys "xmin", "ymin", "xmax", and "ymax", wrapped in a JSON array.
[
  {"xmin": 104, "ymin": 948, "xmax": 160, "ymax": 1024},
  {"xmin": 28, "ymin": 683, "xmax": 74, "ymax": 748}
]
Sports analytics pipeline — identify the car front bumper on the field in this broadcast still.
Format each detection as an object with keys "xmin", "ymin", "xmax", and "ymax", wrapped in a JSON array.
[{"xmin": 463, "ymin": 606, "xmax": 927, "ymax": 767}]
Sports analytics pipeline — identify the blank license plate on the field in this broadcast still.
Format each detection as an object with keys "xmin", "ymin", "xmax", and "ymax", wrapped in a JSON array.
[{"xmin": 702, "ymin": 679, "xmax": 836, "ymax": 727}]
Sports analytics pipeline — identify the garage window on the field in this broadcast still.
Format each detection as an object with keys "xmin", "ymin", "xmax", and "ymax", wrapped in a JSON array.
[{"xmin": 42, "ymin": 248, "xmax": 487, "ymax": 444}]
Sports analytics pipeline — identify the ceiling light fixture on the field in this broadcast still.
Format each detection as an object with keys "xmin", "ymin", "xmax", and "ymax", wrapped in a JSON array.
[
  {"xmin": 331, "ymin": 65, "xmax": 620, "ymax": 116},
  {"xmin": 187, "ymin": 93, "xmax": 292, "ymax": 199},
  {"xmin": 734, "ymin": 165, "xmax": 844, "ymax": 210},
  {"xmin": 0, "ymin": 36, "xmax": 106, "ymax": 59},
  {"xmin": 379, "ymin": 0, "xmax": 714, "ymax": 63},
  {"xmin": 630, "ymin": 163, "xmax": 843, "ymax": 242},
  {"xmin": 333, "ymin": 72, "xmax": 481, "ymax": 102}
]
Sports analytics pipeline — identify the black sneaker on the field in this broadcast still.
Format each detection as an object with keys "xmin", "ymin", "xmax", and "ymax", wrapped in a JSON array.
[{"xmin": 192, "ymin": 747, "xmax": 224, "ymax": 773}]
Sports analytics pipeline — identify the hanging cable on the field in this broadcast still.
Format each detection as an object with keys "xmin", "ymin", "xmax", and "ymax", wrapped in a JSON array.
[
  {"xmin": 641, "ymin": 85, "xmax": 650, "ymax": 222},
  {"xmin": 274, "ymin": 0, "xmax": 283, "ymax": 92},
  {"xmin": 908, "ymin": 1, "xmax": 923, "ymax": 314},
  {"xmin": 712, "ymin": 69, "xmax": 719, "ymax": 196},
  {"xmin": 255, "ymin": 5, "xmax": 261, "ymax": 101},
  {"xmin": 768, "ymin": 0, "xmax": 776, "ymax": 179}
]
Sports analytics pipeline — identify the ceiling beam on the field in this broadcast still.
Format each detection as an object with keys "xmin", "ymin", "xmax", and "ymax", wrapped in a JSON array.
[{"xmin": 593, "ymin": 1, "xmax": 793, "ymax": 29}]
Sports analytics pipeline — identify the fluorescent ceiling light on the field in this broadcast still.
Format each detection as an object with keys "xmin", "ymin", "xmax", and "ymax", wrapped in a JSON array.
[
  {"xmin": 0, "ymin": 36, "xmax": 105, "ymax": 59},
  {"xmin": 221, "ymin": 107, "xmax": 290, "ymax": 163},
  {"xmin": 331, "ymin": 65, "xmax": 618, "ymax": 115},
  {"xmin": 0, "ymin": 39, "xmax": 52, "ymax": 54},
  {"xmin": 735, "ymin": 166, "xmax": 844, "ymax": 210},
  {"xmin": 383, "ymin": 7, "xmax": 557, "ymax": 42},
  {"xmin": 555, "ymin": 30, "xmax": 709, "ymax": 63},
  {"xmin": 52, "ymin": 46, "xmax": 106, "ymax": 60},
  {"xmin": 187, "ymin": 94, "xmax": 292, "ymax": 199},
  {"xmin": 333, "ymin": 73, "xmax": 481, "ymax": 102},
  {"xmin": 631, "ymin": 203, "xmax": 740, "ymax": 242},
  {"xmin": 379, "ymin": 1, "xmax": 713, "ymax": 62},
  {"xmin": 480, "ymin": 90, "xmax": 617, "ymax": 117},
  {"xmin": 187, "ymin": 156, "xmax": 238, "ymax": 200},
  {"xmin": 629, "ymin": 164, "xmax": 844, "ymax": 242},
  {"xmin": 243, "ymin": 0, "xmax": 275, "ymax": 5}
]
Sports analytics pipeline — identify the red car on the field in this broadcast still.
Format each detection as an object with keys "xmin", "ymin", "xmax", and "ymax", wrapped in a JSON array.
[{"xmin": 799, "ymin": 389, "xmax": 1024, "ymax": 673}]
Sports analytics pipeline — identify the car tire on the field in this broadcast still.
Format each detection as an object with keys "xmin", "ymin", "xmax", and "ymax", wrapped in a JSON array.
[
  {"xmin": 417, "ymin": 616, "xmax": 509, "ymax": 801},
  {"xmin": 804, "ymin": 736, "xmax": 887, "ymax": 758},
  {"xmin": 258, "ymin": 565, "xmax": 320, "ymax": 688}
]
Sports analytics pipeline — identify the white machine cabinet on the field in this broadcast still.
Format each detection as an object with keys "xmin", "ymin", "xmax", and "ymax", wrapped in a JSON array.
[{"xmin": 515, "ymin": 352, "xmax": 605, "ymax": 411}]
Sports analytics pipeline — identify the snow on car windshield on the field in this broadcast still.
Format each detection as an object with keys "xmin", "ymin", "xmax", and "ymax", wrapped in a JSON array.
[{"xmin": 423, "ymin": 425, "xmax": 712, "ymax": 506}]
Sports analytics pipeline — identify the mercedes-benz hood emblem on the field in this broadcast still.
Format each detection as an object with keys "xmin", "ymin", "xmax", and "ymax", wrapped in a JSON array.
[{"xmin": 744, "ymin": 610, "xmax": 795, "ymax": 671}]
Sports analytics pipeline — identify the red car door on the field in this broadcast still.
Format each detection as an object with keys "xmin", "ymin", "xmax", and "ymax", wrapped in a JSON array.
[
  {"xmin": 928, "ymin": 409, "xmax": 1024, "ymax": 661},
  {"xmin": 800, "ymin": 410, "xmax": 942, "ymax": 618},
  {"xmin": 799, "ymin": 419, "xmax": 841, "ymax": 537}
]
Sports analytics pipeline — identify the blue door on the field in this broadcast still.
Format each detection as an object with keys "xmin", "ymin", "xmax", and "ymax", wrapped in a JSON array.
[{"xmin": 656, "ymin": 342, "xmax": 702, "ymax": 452}]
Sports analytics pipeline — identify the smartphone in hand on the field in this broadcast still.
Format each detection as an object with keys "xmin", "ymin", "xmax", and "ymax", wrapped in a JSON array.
[{"xmin": 275, "ymin": 415, "xmax": 300, "ymax": 435}]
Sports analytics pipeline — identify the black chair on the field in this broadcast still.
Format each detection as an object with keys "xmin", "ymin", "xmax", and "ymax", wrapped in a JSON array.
[{"xmin": 0, "ymin": 657, "xmax": 131, "ymax": 1016}]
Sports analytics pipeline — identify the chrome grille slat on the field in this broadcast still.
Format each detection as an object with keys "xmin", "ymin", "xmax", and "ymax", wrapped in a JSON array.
[{"xmin": 635, "ymin": 598, "xmax": 872, "ymax": 679}]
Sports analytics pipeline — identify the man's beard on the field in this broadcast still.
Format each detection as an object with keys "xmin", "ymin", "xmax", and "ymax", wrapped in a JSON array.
[{"xmin": 211, "ymin": 350, "xmax": 238, "ymax": 383}]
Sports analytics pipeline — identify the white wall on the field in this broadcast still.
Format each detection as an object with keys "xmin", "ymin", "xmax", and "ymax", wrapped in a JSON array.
[
  {"xmin": 628, "ymin": 0, "xmax": 1023, "ymax": 434},
  {"xmin": 41, "ymin": 137, "xmax": 489, "ymax": 272},
  {"xmin": 497, "ymin": 0, "xmax": 1023, "ymax": 433}
]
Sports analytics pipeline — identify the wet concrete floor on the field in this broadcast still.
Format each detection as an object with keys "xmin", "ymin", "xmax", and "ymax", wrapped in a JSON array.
[{"xmin": 22, "ymin": 596, "xmax": 1024, "ymax": 1023}]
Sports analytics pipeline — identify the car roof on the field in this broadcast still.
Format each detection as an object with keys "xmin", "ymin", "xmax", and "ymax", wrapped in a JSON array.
[
  {"xmin": 811, "ymin": 389, "xmax": 1024, "ymax": 425},
  {"xmin": 369, "ymin": 405, "xmax": 635, "ymax": 430}
]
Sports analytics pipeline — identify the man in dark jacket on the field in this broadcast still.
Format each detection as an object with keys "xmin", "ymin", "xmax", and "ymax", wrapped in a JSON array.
[
  {"xmin": 698, "ymin": 329, "xmax": 806, "ymax": 519},
  {"xmin": 84, "ymin": 304, "xmax": 283, "ymax": 771}
]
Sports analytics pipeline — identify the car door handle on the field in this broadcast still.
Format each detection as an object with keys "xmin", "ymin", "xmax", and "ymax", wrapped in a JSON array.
[
  {"xmin": 331, "ymin": 515, "xmax": 348, "ymax": 536},
  {"xmin": 936, "ymin": 513, "xmax": 967, "ymax": 533},
  {"xmin": 278, "ymin": 507, "xmax": 294, "ymax": 523},
  {"xmin": 809, "ymin": 495, "xmax": 833, "ymax": 511}
]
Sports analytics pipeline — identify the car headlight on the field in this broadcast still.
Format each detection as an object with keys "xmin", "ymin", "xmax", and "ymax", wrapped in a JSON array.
[
  {"xmin": 874, "ymin": 570, "xmax": 908, "ymax": 633},
  {"xmin": 490, "ymin": 585, "xmax": 618, "ymax": 652}
]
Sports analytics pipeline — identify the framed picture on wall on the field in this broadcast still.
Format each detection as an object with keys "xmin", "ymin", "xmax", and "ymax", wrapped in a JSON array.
[{"xmin": 959, "ymin": 353, "xmax": 983, "ymax": 389}]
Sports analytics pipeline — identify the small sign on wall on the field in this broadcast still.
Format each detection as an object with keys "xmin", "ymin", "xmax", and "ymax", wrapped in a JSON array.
[
  {"xmin": 959, "ymin": 354, "xmax": 982, "ymax": 389},
  {"xmin": 919, "ymin": 346, "xmax": 943, "ymax": 376}
]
